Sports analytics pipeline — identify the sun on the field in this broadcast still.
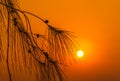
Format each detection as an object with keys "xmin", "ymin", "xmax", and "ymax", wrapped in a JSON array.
[{"xmin": 77, "ymin": 50, "xmax": 84, "ymax": 58}]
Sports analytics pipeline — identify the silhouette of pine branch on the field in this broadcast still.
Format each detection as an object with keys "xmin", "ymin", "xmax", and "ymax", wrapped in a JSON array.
[{"xmin": 0, "ymin": 1, "xmax": 77, "ymax": 81}]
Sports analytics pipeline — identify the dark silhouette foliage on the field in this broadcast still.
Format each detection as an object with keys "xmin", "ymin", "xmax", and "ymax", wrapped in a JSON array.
[{"xmin": 0, "ymin": 0, "xmax": 76, "ymax": 81}]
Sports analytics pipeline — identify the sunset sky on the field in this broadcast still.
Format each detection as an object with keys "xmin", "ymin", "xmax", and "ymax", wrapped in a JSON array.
[{"xmin": 20, "ymin": 0, "xmax": 120, "ymax": 81}]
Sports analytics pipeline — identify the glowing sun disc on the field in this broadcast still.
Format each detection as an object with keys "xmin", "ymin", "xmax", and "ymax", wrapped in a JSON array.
[{"xmin": 77, "ymin": 50, "xmax": 84, "ymax": 58}]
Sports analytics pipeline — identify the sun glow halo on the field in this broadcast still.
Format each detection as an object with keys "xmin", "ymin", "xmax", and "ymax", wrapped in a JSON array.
[{"xmin": 77, "ymin": 50, "xmax": 84, "ymax": 58}]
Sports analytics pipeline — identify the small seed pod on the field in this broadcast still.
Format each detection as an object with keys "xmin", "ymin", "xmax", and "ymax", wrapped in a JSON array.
[
  {"xmin": 14, "ymin": 21, "xmax": 17, "ymax": 26},
  {"xmin": 12, "ymin": 18, "xmax": 17, "ymax": 26},
  {"xmin": 44, "ymin": 20, "xmax": 49, "ymax": 23},
  {"xmin": 9, "ymin": 2, "xmax": 13, "ymax": 6},
  {"xmin": 36, "ymin": 34, "xmax": 40, "ymax": 38},
  {"xmin": 12, "ymin": 18, "xmax": 17, "ymax": 21},
  {"xmin": 28, "ymin": 50, "xmax": 31, "ymax": 53},
  {"xmin": 11, "ymin": 9, "xmax": 15, "ymax": 13},
  {"xmin": 43, "ymin": 52, "xmax": 48, "ymax": 57}
]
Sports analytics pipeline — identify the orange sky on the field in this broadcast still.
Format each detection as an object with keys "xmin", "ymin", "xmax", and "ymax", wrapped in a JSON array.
[{"xmin": 20, "ymin": 0, "xmax": 120, "ymax": 81}]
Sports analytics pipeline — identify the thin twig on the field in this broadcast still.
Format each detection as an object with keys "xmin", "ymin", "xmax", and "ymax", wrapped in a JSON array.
[{"xmin": 6, "ymin": 2, "xmax": 12, "ymax": 81}]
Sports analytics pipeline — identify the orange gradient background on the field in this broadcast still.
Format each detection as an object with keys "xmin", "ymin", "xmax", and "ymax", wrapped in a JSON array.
[{"xmin": 19, "ymin": 0, "xmax": 120, "ymax": 81}]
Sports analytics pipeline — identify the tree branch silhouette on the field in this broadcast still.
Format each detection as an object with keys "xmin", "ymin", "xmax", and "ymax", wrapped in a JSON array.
[{"xmin": 0, "ymin": 0, "xmax": 76, "ymax": 81}]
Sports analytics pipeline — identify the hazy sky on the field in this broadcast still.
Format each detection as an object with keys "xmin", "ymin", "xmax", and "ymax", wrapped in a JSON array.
[{"xmin": 20, "ymin": 0, "xmax": 120, "ymax": 81}]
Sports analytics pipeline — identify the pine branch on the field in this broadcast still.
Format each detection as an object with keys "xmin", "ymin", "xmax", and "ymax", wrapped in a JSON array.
[{"xmin": 0, "ymin": 1, "xmax": 77, "ymax": 81}]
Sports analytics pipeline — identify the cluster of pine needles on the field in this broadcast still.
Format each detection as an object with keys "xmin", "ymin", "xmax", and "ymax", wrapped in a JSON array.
[{"xmin": 0, "ymin": 0, "xmax": 76, "ymax": 81}]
